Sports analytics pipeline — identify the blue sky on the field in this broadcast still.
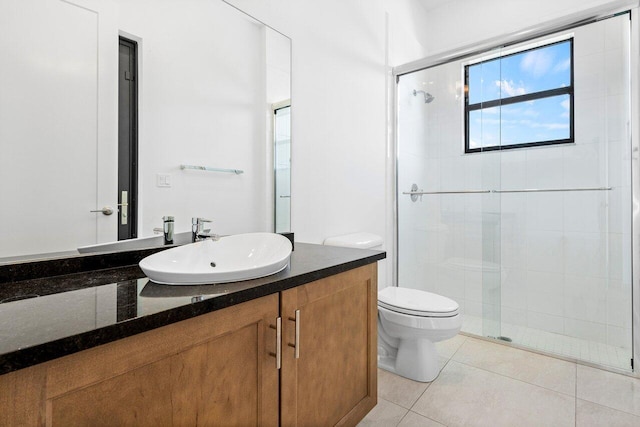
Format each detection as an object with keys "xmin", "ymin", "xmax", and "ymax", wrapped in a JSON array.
[{"xmin": 468, "ymin": 41, "xmax": 571, "ymax": 149}]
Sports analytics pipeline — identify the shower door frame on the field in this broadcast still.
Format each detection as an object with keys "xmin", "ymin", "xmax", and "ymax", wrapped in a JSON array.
[{"xmin": 391, "ymin": 2, "xmax": 640, "ymax": 376}]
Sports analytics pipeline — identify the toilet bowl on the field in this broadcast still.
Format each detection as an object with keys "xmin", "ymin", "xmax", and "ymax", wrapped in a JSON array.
[
  {"xmin": 323, "ymin": 232, "xmax": 462, "ymax": 383},
  {"xmin": 378, "ymin": 286, "xmax": 461, "ymax": 382}
]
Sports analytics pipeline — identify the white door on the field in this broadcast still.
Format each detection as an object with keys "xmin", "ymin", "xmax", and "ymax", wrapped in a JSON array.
[{"xmin": 0, "ymin": 0, "xmax": 117, "ymax": 258}]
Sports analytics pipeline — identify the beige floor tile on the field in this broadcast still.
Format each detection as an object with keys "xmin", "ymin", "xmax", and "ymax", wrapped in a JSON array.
[
  {"xmin": 380, "ymin": 357, "xmax": 449, "ymax": 382},
  {"xmin": 412, "ymin": 361, "xmax": 575, "ymax": 427},
  {"xmin": 577, "ymin": 364, "xmax": 640, "ymax": 416},
  {"xmin": 436, "ymin": 334, "xmax": 467, "ymax": 360},
  {"xmin": 452, "ymin": 337, "xmax": 576, "ymax": 395},
  {"xmin": 438, "ymin": 356, "xmax": 449, "ymax": 372},
  {"xmin": 398, "ymin": 411, "xmax": 446, "ymax": 427},
  {"xmin": 576, "ymin": 399, "xmax": 640, "ymax": 427},
  {"xmin": 378, "ymin": 368, "xmax": 430, "ymax": 409},
  {"xmin": 357, "ymin": 398, "xmax": 408, "ymax": 427}
]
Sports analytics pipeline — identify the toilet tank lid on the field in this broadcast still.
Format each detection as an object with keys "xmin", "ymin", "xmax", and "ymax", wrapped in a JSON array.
[{"xmin": 323, "ymin": 232, "xmax": 383, "ymax": 249}]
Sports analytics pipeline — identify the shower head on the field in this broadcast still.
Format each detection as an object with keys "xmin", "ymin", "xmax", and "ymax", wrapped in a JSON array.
[{"xmin": 413, "ymin": 89, "xmax": 435, "ymax": 104}]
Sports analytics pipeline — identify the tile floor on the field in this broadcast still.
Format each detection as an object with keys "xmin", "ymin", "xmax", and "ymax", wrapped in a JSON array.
[
  {"xmin": 463, "ymin": 315, "xmax": 632, "ymax": 371},
  {"xmin": 358, "ymin": 335, "xmax": 640, "ymax": 427}
]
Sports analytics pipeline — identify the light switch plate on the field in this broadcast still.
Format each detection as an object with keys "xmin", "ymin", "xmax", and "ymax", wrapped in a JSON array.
[{"xmin": 157, "ymin": 173, "xmax": 172, "ymax": 187}]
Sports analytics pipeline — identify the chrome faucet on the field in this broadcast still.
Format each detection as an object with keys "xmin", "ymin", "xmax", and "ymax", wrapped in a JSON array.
[
  {"xmin": 152, "ymin": 216, "xmax": 174, "ymax": 245},
  {"xmin": 162, "ymin": 216, "xmax": 174, "ymax": 244},
  {"xmin": 192, "ymin": 217, "xmax": 219, "ymax": 242}
]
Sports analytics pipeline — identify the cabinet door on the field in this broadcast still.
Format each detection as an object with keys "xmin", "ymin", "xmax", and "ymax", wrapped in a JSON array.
[
  {"xmin": 280, "ymin": 264, "xmax": 378, "ymax": 427},
  {"xmin": 0, "ymin": 294, "xmax": 281, "ymax": 426}
]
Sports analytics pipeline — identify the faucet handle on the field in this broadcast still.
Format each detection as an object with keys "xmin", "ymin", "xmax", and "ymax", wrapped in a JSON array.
[
  {"xmin": 191, "ymin": 217, "xmax": 218, "ymax": 242},
  {"xmin": 192, "ymin": 217, "xmax": 213, "ymax": 225}
]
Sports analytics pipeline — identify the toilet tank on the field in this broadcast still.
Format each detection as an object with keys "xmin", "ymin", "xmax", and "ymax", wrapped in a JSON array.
[{"xmin": 323, "ymin": 232, "xmax": 383, "ymax": 250}]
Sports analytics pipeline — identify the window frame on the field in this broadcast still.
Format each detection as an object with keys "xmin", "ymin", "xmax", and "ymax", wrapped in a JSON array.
[{"xmin": 464, "ymin": 38, "xmax": 575, "ymax": 153}]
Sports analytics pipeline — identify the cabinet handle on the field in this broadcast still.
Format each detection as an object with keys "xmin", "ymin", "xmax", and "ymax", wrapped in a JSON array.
[
  {"xmin": 269, "ymin": 317, "xmax": 282, "ymax": 369},
  {"xmin": 287, "ymin": 309, "xmax": 300, "ymax": 359}
]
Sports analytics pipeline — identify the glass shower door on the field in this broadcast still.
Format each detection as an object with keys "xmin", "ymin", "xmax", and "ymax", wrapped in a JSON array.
[
  {"xmin": 396, "ymin": 58, "xmax": 503, "ymax": 339},
  {"xmin": 396, "ymin": 11, "xmax": 633, "ymax": 371},
  {"xmin": 494, "ymin": 14, "xmax": 633, "ymax": 369}
]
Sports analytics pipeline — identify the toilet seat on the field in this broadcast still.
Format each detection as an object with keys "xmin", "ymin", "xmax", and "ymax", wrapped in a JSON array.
[{"xmin": 378, "ymin": 287, "xmax": 459, "ymax": 318}]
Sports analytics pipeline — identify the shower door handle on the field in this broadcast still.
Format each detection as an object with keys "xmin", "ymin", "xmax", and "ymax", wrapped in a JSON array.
[{"xmin": 408, "ymin": 183, "xmax": 421, "ymax": 202}]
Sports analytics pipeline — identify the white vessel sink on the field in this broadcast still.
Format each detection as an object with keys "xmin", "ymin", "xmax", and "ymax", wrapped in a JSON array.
[{"xmin": 139, "ymin": 233, "xmax": 292, "ymax": 285}]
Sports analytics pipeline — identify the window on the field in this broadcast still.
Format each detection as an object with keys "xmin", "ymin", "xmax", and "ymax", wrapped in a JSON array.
[{"xmin": 465, "ymin": 39, "xmax": 573, "ymax": 153}]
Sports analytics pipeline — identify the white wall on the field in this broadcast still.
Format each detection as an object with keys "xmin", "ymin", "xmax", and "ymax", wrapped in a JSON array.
[
  {"xmin": 222, "ymin": 0, "xmax": 638, "ymax": 296},
  {"xmin": 116, "ymin": 0, "xmax": 271, "ymax": 237},
  {"xmin": 226, "ymin": 0, "xmax": 432, "ymax": 288},
  {"xmin": 419, "ymin": 0, "xmax": 639, "ymax": 56}
]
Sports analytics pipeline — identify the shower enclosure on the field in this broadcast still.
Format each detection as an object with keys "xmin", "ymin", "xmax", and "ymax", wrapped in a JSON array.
[{"xmin": 395, "ymin": 12, "xmax": 634, "ymax": 371}]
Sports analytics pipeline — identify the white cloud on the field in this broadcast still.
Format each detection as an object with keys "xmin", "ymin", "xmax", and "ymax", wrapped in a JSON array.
[
  {"xmin": 480, "ymin": 107, "xmax": 500, "ymax": 114},
  {"xmin": 501, "ymin": 107, "xmax": 539, "ymax": 117},
  {"xmin": 553, "ymin": 58, "xmax": 571, "ymax": 73},
  {"xmin": 519, "ymin": 119, "xmax": 569, "ymax": 130},
  {"xmin": 495, "ymin": 80, "xmax": 526, "ymax": 97},
  {"xmin": 520, "ymin": 50, "xmax": 553, "ymax": 78}
]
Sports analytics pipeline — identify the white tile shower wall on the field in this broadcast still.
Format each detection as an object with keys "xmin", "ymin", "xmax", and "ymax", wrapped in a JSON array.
[{"xmin": 397, "ymin": 14, "xmax": 632, "ymax": 356}]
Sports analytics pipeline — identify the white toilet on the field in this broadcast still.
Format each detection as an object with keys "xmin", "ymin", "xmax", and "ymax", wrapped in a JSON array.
[{"xmin": 323, "ymin": 232, "xmax": 462, "ymax": 383}]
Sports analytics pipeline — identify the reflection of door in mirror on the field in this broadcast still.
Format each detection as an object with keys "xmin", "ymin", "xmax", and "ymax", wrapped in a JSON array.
[
  {"xmin": 0, "ymin": 0, "xmax": 118, "ymax": 259},
  {"xmin": 118, "ymin": 37, "xmax": 138, "ymax": 241},
  {"xmin": 274, "ymin": 104, "xmax": 291, "ymax": 233},
  {"xmin": 1, "ymin": 0, "xmax": 291, "ymax": 262}
]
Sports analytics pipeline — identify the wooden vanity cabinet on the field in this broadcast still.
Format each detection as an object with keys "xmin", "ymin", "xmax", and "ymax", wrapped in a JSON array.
[
  {"xmin": 0, "ymin": 264, "xmax": 377, "ymax": 426},
  {"xmin": 1, "ymin": 294, "xmax": 280, "ymax": 427},
  {"xmin": 280, "ymin": 264, "xmax": 378, "ymax": 427}
]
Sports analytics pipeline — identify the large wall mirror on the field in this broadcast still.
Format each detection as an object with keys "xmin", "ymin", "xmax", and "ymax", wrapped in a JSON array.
[{"xmin": 0, "ymin": 0, "xmax": 291, "ymax": 262}]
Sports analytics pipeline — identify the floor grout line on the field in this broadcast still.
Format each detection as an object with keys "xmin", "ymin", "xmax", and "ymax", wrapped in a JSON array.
[
  {"xmin": 449, "ymin": 358, "xmax": 578, "ymax": 398},
  {"xmin": 395, "ymin": 409, "xmax": 409, "ymax": 427},
  {"xmin": 575, "ymin": 397, "xmax": 640, "ymax": 419},
  {"xmin": 371, "ymin": 337, "xmax": 640, "ymax": 427}
]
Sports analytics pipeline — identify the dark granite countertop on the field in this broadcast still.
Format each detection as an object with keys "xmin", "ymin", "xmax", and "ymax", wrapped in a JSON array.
[{"xmin": 0, "ymin": 243, "xmax": 385, "ymax": 375}]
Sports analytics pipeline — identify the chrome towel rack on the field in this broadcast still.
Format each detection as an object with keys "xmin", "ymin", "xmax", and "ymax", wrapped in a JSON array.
[
  {"xmin": 403, "ymin": 183, "xmax": 613, "ymax": 201},
  {"xmin": 492, "ymin": 187, "xmax": 613, "ymax": 193},
  {"xmin": 180, "ymin": 164, "xmax": 244, "ymax": 175}
]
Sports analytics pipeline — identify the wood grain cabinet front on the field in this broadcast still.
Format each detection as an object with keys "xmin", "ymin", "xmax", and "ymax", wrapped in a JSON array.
[
  {"xmin": 280, "ymin": 264, "xmax": 378, "ymax": 427},
  {"xmin": 0, "ymin": 294, "xmax": 280, "ymax": 427},
  {"xmin": 0, "ymin": 264, "xmax": 378, "ymax": 426}
]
